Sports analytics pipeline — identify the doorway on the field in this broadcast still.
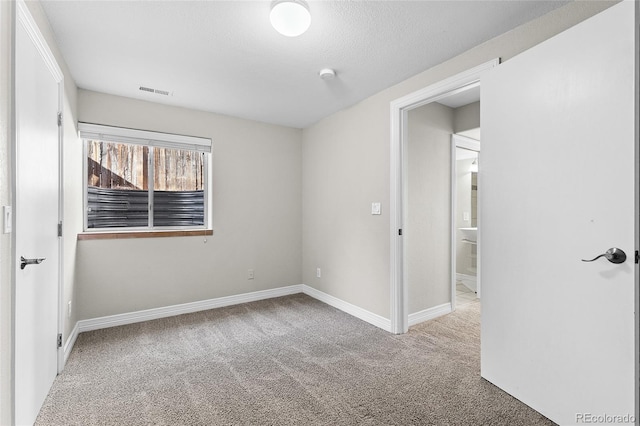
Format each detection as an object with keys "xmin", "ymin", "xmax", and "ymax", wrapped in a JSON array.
[
  {"xmin": 403, "ymin": 95, "xmax": 481, "ymax": 325},
  {"xmin": 451, "ymin": 135, "xmax": 480, "ymax": 309},
  {"xmin": 389, "ymin": 59, "xmax": 498, "ymax": 334}
]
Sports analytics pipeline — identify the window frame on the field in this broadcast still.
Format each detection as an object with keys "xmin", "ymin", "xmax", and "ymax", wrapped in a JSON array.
[{"xmin": 79, "ymin": 122, "xmax": 212, "ymax": 233}]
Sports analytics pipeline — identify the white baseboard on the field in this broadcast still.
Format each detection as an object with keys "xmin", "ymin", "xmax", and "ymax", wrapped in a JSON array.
[
  {"xmin": 64, "ymin": 322, "xmax": 79, "ymax": 365},
  {"xmin": 76, "ymin": 284, "xmax": 304, "ymax": 333},
  {"xmin": 408, "ymin": 302, "xmax": 452, "ymax": 326},
  {"xmin": 64, "ymin": 283, "xmax": 393, "ymax": 362},
  {"xmin": 301, "ymin": 285, "xmax": 392, "ymax": 332}
]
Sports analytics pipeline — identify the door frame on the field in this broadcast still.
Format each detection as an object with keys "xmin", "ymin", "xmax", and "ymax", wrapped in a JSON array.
[
  {"xmin": 12, "ymin": 0, "xmax": 65, "ymax": 420},
  {"xmin": 634, "ymin": 2, "xmax": 639, "ymax": 421},
  {"xmin": 389, "ymin": 59, "xmax": 498, "ymax": 334},
  {"xmin": 450, "ymin": 134, "xmax": 481, "ymax": 311}
]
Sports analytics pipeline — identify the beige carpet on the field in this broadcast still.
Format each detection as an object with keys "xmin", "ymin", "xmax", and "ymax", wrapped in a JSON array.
[{"xmin": 36, "ymin": 294, "xmax": 555, "ymax": 425}]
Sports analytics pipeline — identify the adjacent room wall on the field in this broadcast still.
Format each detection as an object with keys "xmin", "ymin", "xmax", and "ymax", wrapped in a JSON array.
[
  {"xmin": 406, "ymin": 103, "xmax": 454, "ymax": 315},
  {"xmin": 454, "ymin": 101, "xmax": 480, "ymax": 134},
  {"xmin": 76, "ymin": 90, "xmax": 302, "ymax": 319},
  {"xmin": 301, "ymin": 1, "xmax": 616, "ymax": 320}
]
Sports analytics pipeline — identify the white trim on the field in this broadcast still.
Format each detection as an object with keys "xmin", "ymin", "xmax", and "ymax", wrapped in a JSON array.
[
  {"xmin": 63, "ymin": 323, "xmax": 79, "ymax": 365},
  {"xmin": 452, "ymin": 134, "xmax": 481, "ymax": 151},
  {"xmin": 450, "ymin": 137, "xmax": 457, "ymax": 312},
  {"xmin": 302, "ymin": 285, "xmax": 392, "ymax": 332},
  {"xmin": 77, "ymin": 285, "xmax": 304, "ymax": 333},
  {"xmin": 389, "ymin": 58, "xmax": 499, "ymax": 334},
  {"xmin": 408, "ymin": 303, "xmax": 452, "ymax": 327},
  {"xmin": 16, "ymin": 0, "xmax": 63, "ymax": 82}
]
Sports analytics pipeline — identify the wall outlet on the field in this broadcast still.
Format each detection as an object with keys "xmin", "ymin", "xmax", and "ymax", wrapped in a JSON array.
[
  {"xmin": 67, "ymin": 300, "xmax": 72, "ymax": 319},
  {"xmin": 316, "ymin": 267, "xmax": 321, "ymax": 278},
  {"xmin": 371, "ymin": 202, "xmax": 381, "ymax": 215},
  {"xmin": 248, "ymin": 269, "xmax": 254, "ymax": 280},
  {"xmin": 463, "ymin": 211, "xmax": 470, "ymax": 222}
]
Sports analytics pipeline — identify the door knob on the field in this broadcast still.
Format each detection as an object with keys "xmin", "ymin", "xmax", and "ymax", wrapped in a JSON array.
[
  {"xmin": 20, "ymin": 256, "xmax": 46, "ymax": 270},
  {"xmin": 582, "ymin": 247, "xmax": 626, "ymax": 264}
]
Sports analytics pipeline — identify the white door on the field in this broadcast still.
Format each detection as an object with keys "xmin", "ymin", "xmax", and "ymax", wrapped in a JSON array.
[
  {"xmin": 481, "ymin": 2, "xmax": 636, "ymax": 425},
  {"xmin": 15, "ymin": 5, "xmax": 62, "ymax": 425}
]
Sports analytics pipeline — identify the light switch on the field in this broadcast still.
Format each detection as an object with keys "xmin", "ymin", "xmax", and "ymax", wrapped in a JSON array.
[
  {"xmin": 463, "ymin": 211, "xmax": 470, "ymax": 222},
  {"xmin": 371, "ymin": 202, "xmax": 381, "ymax": 215},
  {"xmin": 3, "ymin": 206, "xmax": 11, "ymax": 234}
]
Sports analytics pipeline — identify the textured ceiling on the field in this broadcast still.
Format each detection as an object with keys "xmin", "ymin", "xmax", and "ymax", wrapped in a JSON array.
[{"xmin": 40, "ymin": 1, "xmax": 569, "ymax": 129}]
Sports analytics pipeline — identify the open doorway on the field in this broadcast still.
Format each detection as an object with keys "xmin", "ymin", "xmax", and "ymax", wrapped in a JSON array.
[
  {"xmin": 403, "ymin": 93, "xmax": 481, "ymax": 326},
  {"xmin": 452, "ymin": 135, "xmax": 480, "ymax": 309},
  {"xmin": 389, "ymin": 59, "xmax": 498, "ymax": 334}
]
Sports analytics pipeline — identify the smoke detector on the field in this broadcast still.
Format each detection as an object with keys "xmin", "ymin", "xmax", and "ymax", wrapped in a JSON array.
[{"xmin": 319, "ymin": 68, "xmax": 336, "ymax": 80}]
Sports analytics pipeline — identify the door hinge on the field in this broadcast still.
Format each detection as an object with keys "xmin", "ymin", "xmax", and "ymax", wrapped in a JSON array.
[
  {"xmin": 635, "ymin": 250, "xmax": 639, "ymax": 264},
  {"xmin": 58, "ymin": 222, "xmax": 62, "ymax": 237},
  {"xmin": 398, "ymin": 229, "xmax": 403, "ymax": 236},
  {"xmin": 57, "ymin": 112, "xmax": 62, "ymax": 127},
  {"xmin": 57, "ymin": 333, "xmax": 62, "ymax": 348}
]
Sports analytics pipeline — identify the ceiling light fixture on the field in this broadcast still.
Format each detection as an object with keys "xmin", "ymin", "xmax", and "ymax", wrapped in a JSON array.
[{"xmin": 270, "ymin": 0, "xmax": 311, "ymax": 37}]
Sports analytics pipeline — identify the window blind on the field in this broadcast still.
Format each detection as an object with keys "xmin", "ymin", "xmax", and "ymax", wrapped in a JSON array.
[{"xmin": 78, "ymin": 122, "xmax": 212, "ymax": 153}]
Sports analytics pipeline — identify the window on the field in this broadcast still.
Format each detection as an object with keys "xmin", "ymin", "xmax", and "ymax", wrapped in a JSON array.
[{"xmin": 79, "ymin": 123, "xmax": 211, "ymax": 232}]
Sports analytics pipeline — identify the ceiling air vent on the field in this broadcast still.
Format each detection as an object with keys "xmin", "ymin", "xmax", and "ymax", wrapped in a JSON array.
[{"xmin": 139, "ymin": 86, "xmax": 172, "ymax": 96}]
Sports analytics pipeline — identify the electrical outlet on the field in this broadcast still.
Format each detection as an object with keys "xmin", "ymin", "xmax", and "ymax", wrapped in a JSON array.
[
  {"xmin": 316, "ymin": 268, "xmax": 321, "ymax": 278},
  {"xmin": 248, "ymin": 269, "xmax": 254, "ymax": 280}
]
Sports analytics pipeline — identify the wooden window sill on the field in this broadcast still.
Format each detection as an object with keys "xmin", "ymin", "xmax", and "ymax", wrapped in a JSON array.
[{"xmin": 77, "ymin": 229, "xmax": 213, "ymax": 241}]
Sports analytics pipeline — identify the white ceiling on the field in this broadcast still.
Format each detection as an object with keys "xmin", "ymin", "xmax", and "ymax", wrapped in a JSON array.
[
  {"xmin": 40, "ymin": 0, "xmax": 569, "ymax": 129},
  {"xmin": 436, "ymin": 85, "xmax": 481, "ymax": 109}
]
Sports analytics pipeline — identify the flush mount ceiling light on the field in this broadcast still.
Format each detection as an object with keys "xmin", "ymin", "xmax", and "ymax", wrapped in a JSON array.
[{"xmin": 270, "ymin": 0, "xmax": 311, "ymax": 37}]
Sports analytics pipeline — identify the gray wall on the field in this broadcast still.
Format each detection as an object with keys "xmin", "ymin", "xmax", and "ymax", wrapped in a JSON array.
[
  {"xmin": 301, "ymin": 1, "xmax": 615, "ymax": 320},
  {"xmin": 454, "ymin": 101, "xmax": 480, "ymax": 134},
  {"xmin": 76, "ymin": 90, "xmax": 303, "ymax": 319},
  {"xmin": 406, "ymin": 103, "xmax": 454, "ymax": 314}
]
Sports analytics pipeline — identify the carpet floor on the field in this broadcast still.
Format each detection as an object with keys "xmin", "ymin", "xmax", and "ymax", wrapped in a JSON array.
[{"xmin": 36, "ymin": 294, "xmax": 555, "ymax": 425}]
